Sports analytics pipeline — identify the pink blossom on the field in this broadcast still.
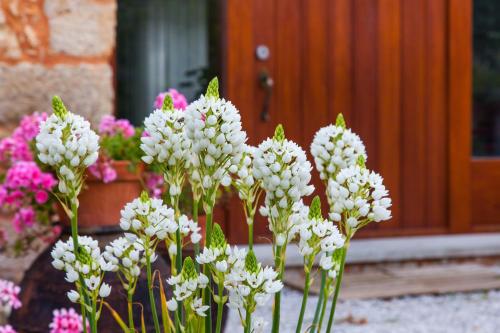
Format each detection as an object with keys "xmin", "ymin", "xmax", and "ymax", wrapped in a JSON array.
[
  {"xmin": 154, "ymin": 89, "xmax": 188, "ymax": 110},
  {"xmin": 0, "ymin": 279, "xmax": 22, "ymax": 310},
  {"xmin": 88, "ymin": 159, "xmax": 117, "ymax": 183},
  {"xmin": 35, "ymin": 190, "xmax": 49, "ymax": 204},
  {"xmin": 0, "ymin": 325, "xmax": 17, "ymax": 333},
  {"xmin": 12, "ymin": 207, "xmax": 36, "ymax": 233},
  {"xmin": 49, "ymin": 308, "xmax": 88, "ymax": 333},
  {"xmin": 12, "ymin": 112, "xmax": 48, "ymax": 142},
  {"xmin": 0, "ymin": 137, "xmax": 32, "ymax": 164},
  {"xmin": 98, "ymin": 115, "xmax": 135, "ymax": 138},
  {"xmin": 145, "ymin": 172, "xmax": 164, "ymax": 198}
]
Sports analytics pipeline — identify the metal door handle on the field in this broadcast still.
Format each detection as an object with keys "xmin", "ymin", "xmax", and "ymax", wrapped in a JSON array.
[{"xmin": 259, "ymin": 71, "xmax": 274, "ymax": 122}]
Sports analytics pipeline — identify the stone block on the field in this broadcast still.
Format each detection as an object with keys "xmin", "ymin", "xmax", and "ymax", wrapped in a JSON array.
[{"xmin": 0, "ymin": 63, "xmax": 114, "ymax": 125}]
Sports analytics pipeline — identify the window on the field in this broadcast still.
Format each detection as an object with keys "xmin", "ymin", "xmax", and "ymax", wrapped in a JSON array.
[
  {"xmin": 473, "ymin": 0, "xmax": 500, "ymax": 156},
  {"xmin": 116, "ymin": 0, "xmax": 221, "ymax": 125}
]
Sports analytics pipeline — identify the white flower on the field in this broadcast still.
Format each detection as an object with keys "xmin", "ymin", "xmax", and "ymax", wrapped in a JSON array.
[
  {"xmin": 99, "ymin": 283, "xmax": 111, "ymax": 297},
  {"xmin": 191, "ymin": 297, "xmax": 210, "ymax": 317},
  {"xmin": 102, "ymin": 237, "xmax": 145, "ymax": 287},
  {"xmin": 67, "ymin": 290, "xmax": 80, "ymax": 303},
  {"xmin": 310, "ymin": 114, "xmax": 367, "ymax": 181},
  {"xmin": 215, "ymin": 260, "xmax": 228, "ymax": 273},
  {"xmin": 184, "ymin": 78, "xmax": 247, "ymax": 190},
  {"xmin": 254, "ymin": 125, "xmax": 314, "ymax": 238},
  {"xmin": 166, "ymin": 299, "xmax": 178, "ymax": 311},
  {"xmin": 36, "ymin": 97, "xmax": 99, "ymax": 194},
  {"xmin": 252, "ymin": 317, "xmax": 267, "ymax": 333}
]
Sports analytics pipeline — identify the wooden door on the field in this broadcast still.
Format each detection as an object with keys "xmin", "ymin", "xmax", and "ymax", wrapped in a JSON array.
[{"xmin": 221, "ymin": 0, "xmax": 500, "ymax": 244}]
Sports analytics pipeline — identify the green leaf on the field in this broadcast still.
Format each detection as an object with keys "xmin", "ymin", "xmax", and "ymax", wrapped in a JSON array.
[
  {"xmin": 308, "ymin": 196, "xmax": 322, "ymax": 220},
  {"xmin": 210, "ymin": 223, "xmax": 227, "ymax": 250},
  {"xmin": 52, "ymin": 95, "xmax": 68, "ymax": 119},
  {"xmin": 205, "ymin": 77, "xmax": 219, "ymax": 99},
  {"xmin": 273, "ymin": 124, "xmax": 285, "ymax": 142},
  {"xmin": 181, "ymin": 257, "xmax": 198, "ymax": 281},
  {"xmin": 244, "ymin": 250, "xmax": 259, "ymax": 274},
  {"xmin": 162, "ymin": 94, "xmax": 174, "ymax": 112},
  {"xmin": 356, "ymin": 155, "xmax": 366, "ymax": 168},
  {"xmin": 335, "ymin": 113, "xmax": 346, "ymax": 129}
]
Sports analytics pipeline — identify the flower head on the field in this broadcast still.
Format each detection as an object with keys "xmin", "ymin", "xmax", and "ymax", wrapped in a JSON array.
[
  {"xmin": 154, "ymin": 89, "xmax": 188, "ymax": 110},
  {"xmin": 254, "ymin": 124, "xmax": 314, "ymax": 239},
  {"xmin": 49, "ymin": 308, "xmax": 87, "ymax": 333},
  {"xmin": 311, "ymin": 114, "xmax": 367, "ymax": 182},
  {"xmin": 102, "ymin": 237, "xmax": 145, "ymax": 286},
  {"xmin": 36, "ymin": 96, "xmax": 99, "ymax": 195},
  {"xmin": 98, "ymin": 115, "xmax": 135, "ymax": 138},
  {"xmin": 0, "ymin": 325, "xmax": 17, "ymax": 333},
  {"xmin": 0, "ymin": 279, "xmax": 21, "ymax": 313},
  {"xmin": 327, "ymin": 162, "xmax": 392, "ymax": 230},
  {"xmin": 184, "ymin": 78, "xmax": 247, "ymax": 195}
]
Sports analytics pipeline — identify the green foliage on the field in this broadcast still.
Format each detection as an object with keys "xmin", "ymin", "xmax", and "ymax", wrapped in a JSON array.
[
  {"xmin": 162, "ymin": 94, "xmax": 174, "ymax": 111},
  {"xmin": 52, "ymin": 95, "xmax": 68, "ymax": 119},
  {"xmin": 245, "ymin": 250, "xmax": 259, "ymax": 274},
  {"xmin": 205, "ymin": 77, "xmax": 219, "ymax": 99},
  {"xmin": 210, "ymin": 223, "xmax": 227, "ymax": 250},
  {"xmin": 335, "ymin": 113, "xmax": 346, "ymax": 129},
  {"xmin": 100, "ymin": 128, "xmax": 143, "ymax": 164},
  {"xmin": 357, "ymin": 155, "xmax": 366, "ymax": 168},
  {"xmin": 308, "ymin": 196, "xmax": 322, "ymax": 220},
  {"xmin": 273, "ymin": 124, "xmax": 285, "ymax": 142},
  {"xmin": 181, "ymin": 257, "xmax": 197, "ymax": 281}
]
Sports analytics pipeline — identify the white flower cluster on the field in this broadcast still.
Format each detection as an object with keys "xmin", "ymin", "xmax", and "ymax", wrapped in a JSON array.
[
  {"xmin": 184, "ymin": 78, "xmax": 247, "ymax": 192},
  {"xmin": 310, "ymin": 114, "xmax": 366, "ymax": 182},
  {"xmin": 36, "ymin": 97, "xmax": 99, "ymax": 194},
  {"xmin": 102, "ymin": 237, "xmax": 145, "ymax": 285},
  {"xmin": 224, "ymin": 250, "xmax": 282, "ymax": 330},
  {"xmin": 328, "ymin": 165, "xmax": 392, "ymax": 228},
  {"xmin": 254, "ymin": 125, "xmax": 314, "ymax": 239},
  {"xmin": 295, "ymin": 197, "xmax": 345, "ymax": 277},
  {"xmin": 166, "ymin": 258, "xmax": 209, "ymax": 317},
  {"xmin": 229, "ymin": 145, "xmax": 257, "ymax": 198},
  {"xmin": 51, "ymin": 236, "xmax": 112, "ymax": 302},
  {"xmin": 141, "ymin": 98, "xmax": 190, "ymax": 197}
]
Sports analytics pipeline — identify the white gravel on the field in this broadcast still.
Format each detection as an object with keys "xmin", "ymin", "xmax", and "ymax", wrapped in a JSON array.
[{"xmin": 225, "ymin": 288, "xmax": 500, "ymax": 333}]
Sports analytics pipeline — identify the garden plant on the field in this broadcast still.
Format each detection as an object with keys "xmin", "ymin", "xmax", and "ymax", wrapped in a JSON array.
[{"xmin": 28, "ymin": 77, "xmax": 391, "ymax": 333}]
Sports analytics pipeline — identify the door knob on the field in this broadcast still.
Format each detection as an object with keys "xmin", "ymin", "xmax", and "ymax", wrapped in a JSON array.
[{"xmin": 259, "ymin": 70, "xmax": 274, "ymax": 122}]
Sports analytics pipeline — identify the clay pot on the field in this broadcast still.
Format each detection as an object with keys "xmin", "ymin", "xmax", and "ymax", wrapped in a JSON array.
[{"xmin": 58, "ymin": 161, "xmax": 143, "ymax": 230}]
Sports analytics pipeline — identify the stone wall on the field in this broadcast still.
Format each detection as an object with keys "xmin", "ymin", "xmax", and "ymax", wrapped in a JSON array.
[{"xmin": 0, "ymin": 0, "xmax": 116, "ymax": 132}]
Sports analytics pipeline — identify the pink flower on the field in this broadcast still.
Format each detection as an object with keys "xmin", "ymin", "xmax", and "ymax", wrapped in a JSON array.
[
  {"xmin": 98, "ymin": 115, "xmax": 135, "ymax": 138},
  {"xmin": 88, "ymin": 159, "xmax": 117, "ymax": 184},
  {"xmin": 35, "ymin": 190, "xmax": 49, "ymax": 204},
  {"xmin": 0, "ymin": 325, "xmax": 17, "ymax": 333},
  {"xmin": 145, "ymin": 172, "xmax": 164, "ymax": 198},
  {"xmin": 49, "ymin": 308, "xmax": 88, "ymax": 333},
  {"xmin": 0, "ymin": 279, "xmax": 22, "ymax": 310},
  {"xmin": 12, "ymin": 207, "xmax": 36, "ymax": 233},
  {"xmin": 0, "ymin": 137, "xmax": 32, "ymax": 164},
  {"xmin": 154, "ymin": 89, "xmax": 188, "ymax": 110},
  {"xmin": 12, "ymin": 112, "xmax": 48, "ymax": 142}
]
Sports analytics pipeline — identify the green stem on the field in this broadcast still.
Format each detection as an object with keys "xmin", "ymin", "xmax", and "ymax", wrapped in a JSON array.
[
  {"xmin": 215, "ymin": 283, "xmax": 224, "ymax": 333},
  {"xmin": 127, "ymin": 290, "xmax": 134, "ymax": 332},
  {"xmin": 80, "ymin": 299, "xmax": 88, "ymax": 333},
  {"xmin": 193, "ymin": 198, "xmax": 200, "ymax": 272},
  {"xmin": 248, "ymin": 222, "xmax": 253, "ymax": 250},
  {"xmin": 146, "ymin": 250, "xmax": 161, "ymax": 333},
  {"xmin": 203, "ymin": 206, "xmax": 214, "ymax": 333},
  {"xmin": 90, "ymin": 298, "xmax": 97, "ymax": 333},
  {"xmin": 271, "ymin": 244, "xmax": 285, "ymax": 333},
  {"xmin": 295, "ymin": 266, "xmax": 312, "ymax": 333},
  {"xmin": 325, "ymin": 247, "xmax": 347, "ymax": 333},
  {"xmin": 317, "ymin": 289, "xmax": 328, "ymax": 332},
  {"xmin": 244, "ymin": 306, "xmax": 252, "ymax": 333},
  {"xmin": 310, "ymin": 270, "xmax": 327, "ymax": 333}
]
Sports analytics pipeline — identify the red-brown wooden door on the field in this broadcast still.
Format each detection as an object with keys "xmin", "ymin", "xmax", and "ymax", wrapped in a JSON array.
[{"xmin": 221, "ymin": 0, "xmax": 500, "ymax": 244}]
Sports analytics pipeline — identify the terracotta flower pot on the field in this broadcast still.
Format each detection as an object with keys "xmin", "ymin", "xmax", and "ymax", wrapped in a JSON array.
[{"xmin": 58, "ymin": 161, "xmax": 144, "ymax": 230}]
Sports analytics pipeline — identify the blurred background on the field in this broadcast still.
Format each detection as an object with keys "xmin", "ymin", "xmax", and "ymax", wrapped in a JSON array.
[{"xmin": 0, "ymin": 0, "xmax": 499, "ymax": 332}]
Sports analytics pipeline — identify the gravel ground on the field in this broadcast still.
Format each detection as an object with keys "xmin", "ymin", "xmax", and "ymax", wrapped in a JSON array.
[{"xmin": 225, "ymin": 288, "xmax": 500, "ymax": 333}]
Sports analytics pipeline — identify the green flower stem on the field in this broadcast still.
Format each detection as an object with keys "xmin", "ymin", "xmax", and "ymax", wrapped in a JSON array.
[
  {"xmin": 90, "ymin": 298, "xmax": 97, "ymax": 333},
  {"xmin": 146, "ymin": 249, "xmax": 161, "ymax": 333},
  {"xmin": 203, "ymin": 204, "xmax": 214, "ymax": 333},
  {"xmin": 193, "ymin": 198, "xmax": 200, "ymax": 272},
  {"xmin": 247, "ymin": 222, "xmax": 253, "ymax": 250},
  {"xmin": 79, "ymin": 298, "xmax": 88, "ymax": 333},
  {"xmin": 295, "ymin": 263, "xmax": 313, "ymax": 333},
  {"xmin": 325, "ymin": 246, "xmax": 348, "ymax": 333},
  {"xmin": 215, "ymin": 282, "xmax": 224, "ymax": 333},
  {"xmin": 244, "ymin": 306, "xmax": 252, "ymax": 333},
  {"xmin": 271, "ymin": 244, "xmax": 286, "ymax": 333},
  {"xmin": 127, "ymin": 290, "xmax": 134, "ymax": 332},
  {"xmin": 310, "ymin": 269, "xmax": 327, "ymax": 333},
  {"xmin": 317, "ymin": 284, "xmax": 329, "ymax": 331}
]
